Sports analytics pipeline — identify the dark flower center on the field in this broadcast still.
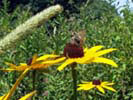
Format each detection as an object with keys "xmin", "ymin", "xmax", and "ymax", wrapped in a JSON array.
[
  {"xmin": 27, "ymin": 58, "xmax": 33, "ymax": 65},
  {"xmin": 63, "ymin": 43, "xmax": 84, "ymax": 58},
  {"xmin": 92, "ymin": 80, "xmax": 101, "ymax": 85}
]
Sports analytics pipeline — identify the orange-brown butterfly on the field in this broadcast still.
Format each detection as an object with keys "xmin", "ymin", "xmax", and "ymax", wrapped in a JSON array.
[{"xmin": 70, "ymin": 30, "xmax": 86, "ymax": 47}]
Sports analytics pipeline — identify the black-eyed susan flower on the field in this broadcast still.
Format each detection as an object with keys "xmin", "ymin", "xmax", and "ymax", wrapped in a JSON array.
[
  {"xmin": 1, "ymin": 54, "xmax": 65, "ymax": 71},
  {"xmin": 77, "ymin": 80, "xmax": 116, "ymax": 94},
  {"xmin": 57, "ymin": 44, "xmax": 118, "ymax": 71}
]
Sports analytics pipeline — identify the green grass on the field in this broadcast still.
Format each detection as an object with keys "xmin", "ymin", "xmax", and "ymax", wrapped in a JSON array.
[{"xmin": 0, "ymin": 2, "xmax": 133, "ymax": 100}]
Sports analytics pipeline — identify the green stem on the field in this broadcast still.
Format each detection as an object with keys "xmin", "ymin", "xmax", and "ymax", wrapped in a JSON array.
[
  {"xmin": 32, "ymin": 70, "xmax": 36, "ymax": 90},
  {"xmin": 71, "ymin": 63, "xmax": 77, "ymax": 100},
  {"xmin": 85, "ymin": 91, "xmax": 89, "ymax": 100},
  {"xmin": 94, "ymin": 89, "xmax": 97, "ymax": 100}
]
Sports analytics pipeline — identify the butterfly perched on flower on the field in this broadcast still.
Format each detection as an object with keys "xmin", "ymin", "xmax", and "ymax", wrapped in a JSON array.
[{"xmin": 70, "ymin": 30, "xmax": 86, "ymax": 47}]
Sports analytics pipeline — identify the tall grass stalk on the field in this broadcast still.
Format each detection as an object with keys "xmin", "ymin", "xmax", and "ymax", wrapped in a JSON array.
[{"xmin": 0, "ymin": 5, "xmax": 63, "ymax": 54}]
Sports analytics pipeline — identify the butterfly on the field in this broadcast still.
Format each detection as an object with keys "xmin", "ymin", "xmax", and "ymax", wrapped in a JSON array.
[{"xmin": 70, "ymin": 30, "xmax": 86, "ymax": 47}]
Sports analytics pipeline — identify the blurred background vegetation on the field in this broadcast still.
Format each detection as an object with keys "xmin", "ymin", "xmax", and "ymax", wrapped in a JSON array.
[{"xmin": 0, "ymin": 0, "xmax": 133, "ymax": 99}]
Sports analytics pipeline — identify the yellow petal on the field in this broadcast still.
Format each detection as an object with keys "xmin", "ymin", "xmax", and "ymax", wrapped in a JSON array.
[
  {"xmin": 77, "ymin": 85, "xmax": 95, "ymax": 91},
  {"xmin": 77, "ymin": 56, "xmax": 94, "ymax": 64},
  {"xmin": 77, "ymin": 83, "xmax": 95, "ymax": 91},
  {"xmin": 31, "ymin": 63, "xmax": 49, "ymax": 69},
  {"xmin": 12, "ymin": 65, "xmax": 28, "ymax": 71},
  {"xmin": 37, "ymin": 54, "xmax": 59, "ymax": 61},
  {"xmin": 5, "ymin": 62, "xmax": 17, "ymax": 68},
  {"xmin": 19, "ymin": 90, "xmax": 37, "ymax": 100},
  {"xmin": 31, "ymin": 54, "xmax": 38, "ymax": 64},
  {"xmin": 42, "ymin": 57, "xmax": 66, "ymax": 65},
  {"xmin": 20, "ymin": 63, "xmax": 27, "ymax": 66},
  {"xmin": 94, "ymin": 48, "xmax": 117, "ymax": 57},
  {"xmin": 81, "ymin": 46, "xmax": 104, "ymax": 63},
  {"xmin": 57, "ymin": 59, "xmax": 74, "ymax": 71},
  {"xmin": 0, "ymin": 68, "xmax": 16, "ymax": 72},
  {"xmin": 4, "ymin": 68, "xmax": 30, "ymax": 100},
  {"xmin": 77, "ymin": 82, "xmax": 92, "ymax": 86},
  {"xmin": 102, "ymin": 85, "xmax": 116, "ymax": 92},
  {"xmin": 75, "ymin": 57, "xmax": 88, "ymax": 64},
  {"xmin": 0, "ymin": 95, "xmax": 6, "ymax": 100},
  {"xmin": 83, "ymin": 48, "xmax": 88, "ymax": 52},
  {"xmin": 96, "ymin": 86, "xmax": 105, "ymax": 94},
  {"xmin": 102, "ymin": 82, "xmax": 115, "ymax": 86},
  {"xmin": 92, "ymin": 57, "xmax": 118, "ymax": 67},
  {"xmin": 87, "ymin": 46, "xmax": 104, "ymax": 53}
]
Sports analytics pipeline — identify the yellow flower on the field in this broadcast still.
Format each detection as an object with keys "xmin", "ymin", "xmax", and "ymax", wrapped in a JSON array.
[
  {"xmin": 57, "ymin": 44, "xmax": 118, "ymax": 71},
  {"xmin": 77, "ymin": 80, "xmax": 116, "ymax": 94},
  {"xmin": 1, "ymin": 54, "xmax": 65, "ymax": 71}
]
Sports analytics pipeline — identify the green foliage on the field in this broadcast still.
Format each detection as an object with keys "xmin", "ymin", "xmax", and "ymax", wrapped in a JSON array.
[
  {"xmin": 0, "ymin": 0, "xmax": 32, "ymax": 39},
  {"xmin": 0, "ymin": 0, "xmax": 133, "ymax": 99}
]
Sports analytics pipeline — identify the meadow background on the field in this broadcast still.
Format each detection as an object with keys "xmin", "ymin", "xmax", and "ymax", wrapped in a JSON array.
[{"xmin": 0, "ymin": 0, "xmax": 133, "ymax": 99}]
